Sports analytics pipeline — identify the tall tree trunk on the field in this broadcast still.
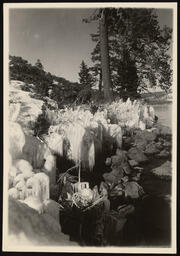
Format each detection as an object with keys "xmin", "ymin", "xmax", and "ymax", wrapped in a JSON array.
[
  {"xmin": 98, "ymin": 68, "xmax": 102, "ymax": 91},
  {"xmin": 99, "ymin": 9, "xmax": 112, "ymax": 101}
]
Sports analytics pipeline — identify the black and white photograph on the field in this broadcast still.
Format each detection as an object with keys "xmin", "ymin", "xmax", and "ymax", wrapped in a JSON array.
[{"xmin": 3, "ymin": 2, "xmax": 177, "ymax": 253}]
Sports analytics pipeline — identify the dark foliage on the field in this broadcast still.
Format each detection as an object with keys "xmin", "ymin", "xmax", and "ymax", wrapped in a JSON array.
[
  {"xmin": 9, "ymin": 55, "xmax": 83, "ymax": 105},
  {"xmin": 79, "ymin": 60, "xmax": 95, "ymax": 88},
  {"xmin": 33, "ymin": 104, "xmax": 51, "ymax": 137}
]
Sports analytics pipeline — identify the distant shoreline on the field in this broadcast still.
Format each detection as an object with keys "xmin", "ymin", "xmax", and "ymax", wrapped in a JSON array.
[
  {"xmin": 141, "ymin": 91, "xmax": 172, "ymax": 105},
  {"xmin": 146, "ymin": 100, "xmax": 172, "ymax": 105}
]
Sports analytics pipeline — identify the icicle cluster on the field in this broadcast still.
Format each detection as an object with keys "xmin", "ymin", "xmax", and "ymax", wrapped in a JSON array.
[
  {"xmin": 8, "ymin": 103, "xmax": 56, "ymax": 213},
  {"xmin": 44, "ymin": 99, "xmax": 155, "ymax": 171},
  {"xmin": 107, "ymin": 98, "xmax": 155, "ymax": 129}
]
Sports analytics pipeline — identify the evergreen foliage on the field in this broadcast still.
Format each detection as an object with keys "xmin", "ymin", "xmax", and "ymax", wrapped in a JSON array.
[
  {"xmin": 9, "ymin": 55, "xmax": 82, "ymax": 105},
  {"xmin": 90, "ymin": 8, "xmax": 172, "ymax": 99},
  {"xmin": 35, "ymin": 59, "xmax": 44, "ymax": 70},
  {"xmin": 78, "ymin": 60, "xmax": 95, "ymax": 88}
]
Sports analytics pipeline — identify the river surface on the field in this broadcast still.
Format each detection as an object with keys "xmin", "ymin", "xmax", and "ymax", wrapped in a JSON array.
[{"xmin": 153, "ymin": 103, "xmax": 172, "ymax": 128}]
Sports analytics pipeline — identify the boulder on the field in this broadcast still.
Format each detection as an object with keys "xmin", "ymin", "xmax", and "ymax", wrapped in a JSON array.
[
  {"xmin": 155, "ymin": 141, "xmax": 164, "ymax": 151},
  {"xmin": 163, "ymin": 141, "xmax": 171, "ymax": 148},
  {"xmin": 122, "ymin": 163, "xmax": 133, "ymax": 175},
  {"xmin": 135, "ymin": 130, "xmax": 157, "ymax": 143},
  {"xmin": 103, "ymin": 172, "xmax": 116, "ymax": 185},
  {"xmin": 128, "ymin": 159, "xmax": 139, "ymax": 167},
  {"xmin": 14, "ymin": 159, "xmax": 33, "ymax": 178},
  {"xmin": 134, "ymin": 130, "xmax": 158, "ymax": 151},
  {"xmin": 135, "ymin": 139, "xmax": 147, "ymax": 151},
  {"xmin": 157, "ymin": 149, "xmax": 171, "ymax": 158},
  {"xmin": 8, "ymin": 197, "xmax": 77, "ymax": 246},
  {"xmin": 111, "ymin": 151, "xmax": 127, "ymax": 170},
  {"xmin": 157, "ymin": 149, "xmax": 170, "ymax": 158},
  {"xmin": 115, "ymin": 149, "xmax": 128, "ymax": 161},
  {"xmin": 127, "ymin": 147, "xmax": 148, "ymax": 163},
  {"xmin": 123, "ymin": 181, "xmax": 144, "ymax": 199},
  {"xmin": 103, "ymin": 168, "xmax": 124, "ymax": 185},
  {"xmin": 9, "ymin": 81, "xmax": 44, "ymax": 135},
  {"xmin": 111, "ymin": 155, "xmax": 121, "ymax": 165},
  {"xmin": 109, "ymin": 183, "xmax": 124, "ymax": 198},
  {"xmin": 155, "ymin": 124, "xmax": 171, "ymax": 136},
  {"xmin": 144, "ymin": 142, "xmax": 160, "ymax": 155}
]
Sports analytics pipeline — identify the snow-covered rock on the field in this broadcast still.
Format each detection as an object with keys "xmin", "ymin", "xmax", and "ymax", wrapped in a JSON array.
[
  {"xmin": 8, "ymin": 197, "xmax": 78, "ymax": 246},
  {"xmin": 14, "ymin": 159, "xmax": 33, "ymax": 178},
  {"xmin": 22, "ymin": 196, "xmax": 44, "ymax": 214},
  {"xmin": 8, "ymin": 187, "xmax": 19, "ymax": 199},
  {"xmin": 9, "ymin": 80, "xmax": 43, "ymax": 135}
]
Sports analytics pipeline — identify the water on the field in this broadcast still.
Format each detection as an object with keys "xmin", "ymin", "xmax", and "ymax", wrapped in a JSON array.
[{"xmin": 153, "ymin": 103, "xmax": 172, "ymax": 128}]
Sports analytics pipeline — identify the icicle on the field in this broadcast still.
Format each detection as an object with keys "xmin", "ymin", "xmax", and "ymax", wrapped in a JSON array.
[
  {"xmin": 9, "ymin": 103, "xmax": 21, "ymax": 122},
  {"xmin": 44, "ymin": 133, "xmax": 64, "ymax": 156},
  {"xmin": 15, "ymin": 180, "xmax": 26, "ymax": 200},
  {"xmin": 78, "ymin": 147, "xmax": 81, "ymax": 183},
  {"xmin": 88, "ymin": 141, "xmax": 95, "ymax": 171},
  {"xmin": 26, "ymin": 176, "xmax": 41, "ymax": 200},
  {"xmin": 149, "ymin": 105, "xmax": 155, "ymax": 120},
  {"xmin": 9, "ymin": 122, "xmax": 25, "ymax": 160},
  {"xmin": 33, "ymin": 173, "xmax": 50, "ymax": 201},
  {"xmin": 66, "ymin": 122, "xmax": 85, "ymax": 164}
]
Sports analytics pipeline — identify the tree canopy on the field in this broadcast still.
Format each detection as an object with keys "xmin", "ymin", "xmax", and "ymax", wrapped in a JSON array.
[{"xmin": 90, "ymin": 8, "xmax": 172, "ymax": 99}]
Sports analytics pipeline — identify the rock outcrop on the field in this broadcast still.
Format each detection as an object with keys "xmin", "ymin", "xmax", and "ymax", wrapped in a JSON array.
[{"xmin": 8, "ymin": 197, "xmax": 78, "ymax": 246}]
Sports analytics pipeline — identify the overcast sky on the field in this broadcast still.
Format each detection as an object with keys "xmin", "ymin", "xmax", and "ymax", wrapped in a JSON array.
[{"xmin": 9, "ymin": 8, "xmax": 173, "ymax": 82}]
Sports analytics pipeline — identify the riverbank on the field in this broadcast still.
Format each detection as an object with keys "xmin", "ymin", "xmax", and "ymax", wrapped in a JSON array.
[{"xmin": 141, "ymin": 91, "xmax": 172, "ymax": 105}]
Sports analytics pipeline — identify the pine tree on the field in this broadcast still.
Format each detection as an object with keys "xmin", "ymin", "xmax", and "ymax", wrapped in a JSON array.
[
  {"xmin": 35, "ymin": 59, "xmax": 44, "ymax": 70},
  {"xmin": 78, "ymin": 60, "xmax": 94, "ymax": 88},
  {"xmin": 83, "ymin": 9, "xmax": 113, "ymax": 101},
  {"xmin": 90, "ymin": 8, "xmax": 172, "ymax": 98}
]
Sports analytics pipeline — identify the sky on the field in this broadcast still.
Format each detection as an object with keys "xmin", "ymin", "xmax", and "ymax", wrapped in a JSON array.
[{"xmin": 9, "ymin": 8, "xmax": 173, "ymax": 83}]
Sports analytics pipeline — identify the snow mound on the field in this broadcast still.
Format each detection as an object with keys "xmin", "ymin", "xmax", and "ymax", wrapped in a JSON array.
[{"xmin": 9, "ymin": 80, "xmax": 44, "ymax": 135}]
